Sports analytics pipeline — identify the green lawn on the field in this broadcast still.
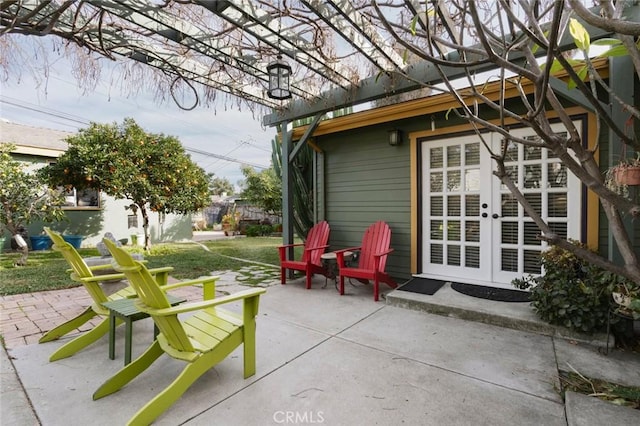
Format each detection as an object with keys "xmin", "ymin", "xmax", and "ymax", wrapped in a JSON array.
[{"xmin": 0, "ymin": 237, "xmax": 296, "ymax": 296}]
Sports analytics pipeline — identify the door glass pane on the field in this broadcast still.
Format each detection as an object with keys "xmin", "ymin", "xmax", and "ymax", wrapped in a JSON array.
[
  {"xmin": 447, "ymin": 170, "xmax": 461, "ymax": 191},
  {"xmin": 524, "ymin": 250, "xmax": 541, "ymax": 274},
  {"xmin": 431, "ymin": 220, "xmax": 443, "ymax": 240},
  {"xmin": 466, "ymin": 221, "xmax": 480, "ymax": 242},
  {"xmin": 501, "ymin": 248, "xmax": 518, "ymax": 272},
  {"xmin": 524, "ymin": 164, "xmax": 542, "ymax": 188},
  {"xmin": 502, "ymin": 193, "xmax": 519, "ymax": 217},
  {"xmin": 430, "ymin": 172, "xmax": 443, "ymax": 192},
  {"xmin": 465, "ymin": 195, "xmax": 480, "ymax": 216},
  {"xmin": 431, "ymin": 244, "xmax": 443, "ymax": 264},
  {"xmin": 501, "ymin": 222, "xmax": 518, "ymax": 244},
  {"xmin": 524, "ymin": 222, "xmax": 541, "ymax": 245},
  {"xmin": 524, "ymin": 193, "xmax": 542, "ymax": 216},
  {"xmin": 465, "ymin": 246, "xmax": 480, "ymax": 268},
  {"xmin": 548, "ymin": 193, "xmax": 567, "ymax": 217},
  {"xmin": 448, "ymin": 221, "xmax": 460, "ymax": 241},
  {"xmin": 465, "ymin": 143, "xmax": 480, "ymax": 165},
  {"xmin": 524, "ymin": 145, "xmax": 541, "ymax": 161},
  {"xmin": 447, "ymin": 195, "xmax": 461, "ymax": 216},
  {"xmin": 447, "ymin": 145, "xmax": 461, "ymax": 167},
  {"xmin": 430, "ymin": 147, "xmax": 443, "ymax": 167},
  {"xmin": 447, "ymin": 245, "xmax": 460, "ymax": 265},
  {"xmin": 548, "ymin": 222, "xmax": 568, "ymax": 240},
  {"xmin": 502, "ymin": 165, "xmax": 519, "ymax": 187},
  {"xmin": 465, "ymin": 169, "xmax": 480, "ymax": 191},
  {"xmin": 548, "ymin": 163, "xmax": 567, "ymax": 188},
  {"xmin": 431, "ymin": 196, "xmax": 443, "ymax": 216}
]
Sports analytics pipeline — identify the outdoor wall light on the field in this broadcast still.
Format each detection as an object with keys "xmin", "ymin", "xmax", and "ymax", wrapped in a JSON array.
[
  {"xmin": 267, "ymin": 55, "xmax": 292, "ymax": 100},
  {"xmin": 388, "ymin": 129, "xmax": 402, "ymax": 146}
]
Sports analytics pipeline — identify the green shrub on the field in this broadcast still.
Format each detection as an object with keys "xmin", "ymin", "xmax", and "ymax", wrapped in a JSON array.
[
  {"xmin": 512, "ymin": 243, "xmax": 611, "ymax": 333},
  {"xmin": 245, "ymin": 224, "xmax": 276, "ymax": 237},
  {"xmin": 245, "ymin": 225, "xmax": 262, "ymax": 237}
]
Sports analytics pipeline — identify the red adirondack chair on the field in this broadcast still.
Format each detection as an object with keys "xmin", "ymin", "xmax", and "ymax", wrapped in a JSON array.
[
  {"xmin": 336, "ymin": 221, "xmax": 397, "ymax": 301},
  {"xmin": 278, "ymin": 221, "xmax": 330, "ymax": 289}
]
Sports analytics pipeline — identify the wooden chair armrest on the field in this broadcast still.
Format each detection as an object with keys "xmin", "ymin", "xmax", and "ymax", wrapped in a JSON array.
[
  {"xmin": 161, "ymin": 275, "xmax": 219, "ymax": 300},
  {"xmin": 373, "ymin": 248, "xmax": 394, "ymax": 258},
  {"xmin": 66, "ymin": 264, "xmax": 115, "ymax": 274},
  {"xmin": 336, "ymin": 246, "xmax": 361, "ymax": 254},
  {"xmin": 147, "ymin": 266, "xmax": 175, "ymax": 274},
  {"xmin": 137, "ymin": 288, "xmax": 266, "ymax": 316},
  {"xmin": 79, "ymin": 273, "xmax": 128, "ymax": 283},
  {"xmin": 278, "ymin": 243, "xmax": 305, "ymax": 261},
  {"xmin": 78, "ymin": 266, "xmax": 175, "ymax": 286},
  {"xmin": 336, "ymin": 247, "xmax": 361, "ymax": 267},
  {"xmin": 161, "ymin": 276, "xmax": 218, "ymax": 291},
  {"xmin": 278, "ymin": 243, "xmax": 304, "ymax": 249},
  {"xmin": 87, "ymin": 263, "xmax": 120, "ymax": 271},
  {"xmin": 373, "ymin": 248, "xmax": 394, "ymax": 270},
  {"xmin": 78, "ymin": 267, "xmax": 172, "ymax": 284},
  {"xmin": 69, "ymin": 260, "xmax": 158, "ymax": 275},
  {"xmin": 303, "ymin": 244, "xmax": 329, "ymax": 253}
]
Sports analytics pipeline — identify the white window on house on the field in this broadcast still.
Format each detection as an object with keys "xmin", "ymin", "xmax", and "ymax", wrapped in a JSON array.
[
  {"xmin": 62, "ymin": 187, "xmax": 101, "ymax": 209},
  {"xmin": 47, "ymin": 161, "xmax": 101, "ymax": 210}
]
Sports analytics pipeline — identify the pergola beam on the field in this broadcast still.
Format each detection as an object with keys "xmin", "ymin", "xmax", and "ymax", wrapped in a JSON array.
[
  {"xmin": 4, "ymin": 1, "xmax": 639, "ymax": 130},
  {"xmin": 289, "ymin": 113, "xmax": 325, "ymax": 163},
  {"xmin": 200, "ymin": 0, "xmax": 355, "ymax": 90},
  {"xmin": 92, "ymin": 0, "xmax": 317, "ymax": 101},
  {"xmin": 7, "ymin": 0, "xmax": 281, "ymax": 107},
  {"xmin": 263, "ymin": 6, "xmax": 638, "ymax": 127},
  {"xmin": 303, "ymin": 0, "xmax": 405, "ymax": 72}
]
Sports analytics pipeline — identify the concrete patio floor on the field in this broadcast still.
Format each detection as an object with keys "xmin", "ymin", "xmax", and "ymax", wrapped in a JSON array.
[{"xmin": 2, "ymin": 268, "xmax": 640, "ymax": 425}]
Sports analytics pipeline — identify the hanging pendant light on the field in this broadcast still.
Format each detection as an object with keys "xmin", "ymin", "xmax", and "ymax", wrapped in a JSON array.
[{"xmin": 267, "ymin": 55, "xmax": 292, "ymax": 100}]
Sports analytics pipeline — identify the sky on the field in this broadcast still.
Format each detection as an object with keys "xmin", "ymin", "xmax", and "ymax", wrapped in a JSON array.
[{"xmin": 0, "ymin": 48, "xmax": 276, "ymax": 191}]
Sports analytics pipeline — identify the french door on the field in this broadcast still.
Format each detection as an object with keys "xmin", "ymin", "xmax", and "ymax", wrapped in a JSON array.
[{"xmin": 420, "ymin": 123, "xmax": 582, "ymax": 288}]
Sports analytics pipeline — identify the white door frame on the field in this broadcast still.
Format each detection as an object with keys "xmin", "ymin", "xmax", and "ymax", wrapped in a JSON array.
[{"xmin": 419, "ymin": 122, "xmax": 583, "ymax": 288}]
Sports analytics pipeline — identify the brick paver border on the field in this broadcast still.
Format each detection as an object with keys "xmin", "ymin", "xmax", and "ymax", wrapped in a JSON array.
[{"xmin": 1, "ymin": 283, "xmax": 205, "ymax": 350}]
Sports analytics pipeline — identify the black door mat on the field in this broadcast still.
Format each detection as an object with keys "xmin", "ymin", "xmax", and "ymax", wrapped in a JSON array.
[
  {"xmin": 397, "ymin": 278, "xmax": 446, "ymax": 296},
  {"xmin": 451, "ymin": 282, "xmax": 530, "ymax": 303}
]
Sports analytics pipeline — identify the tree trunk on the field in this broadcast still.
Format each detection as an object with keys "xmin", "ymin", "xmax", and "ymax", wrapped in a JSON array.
[
  {"xmin": 140, "ymin": 205, "xmax": 150, "ymax": 250},
  {"xmin": 11, "ymin": 233, "xmax": 29, "ymax": 266}
]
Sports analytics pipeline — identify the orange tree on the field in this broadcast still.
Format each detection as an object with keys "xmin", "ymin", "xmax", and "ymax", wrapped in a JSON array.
[
  {"xmin": 1, "ymin": 143, "xmax": 66, "ymax": 264},
  {"xmin": 40, "ymin": 118, "xmax": 211, "ymax": 249}
]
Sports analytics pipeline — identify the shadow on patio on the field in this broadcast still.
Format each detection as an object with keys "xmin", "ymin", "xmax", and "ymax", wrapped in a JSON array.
[{"xmin": 2, "ymin": 271, "xmax": 639, "ymax": 425}]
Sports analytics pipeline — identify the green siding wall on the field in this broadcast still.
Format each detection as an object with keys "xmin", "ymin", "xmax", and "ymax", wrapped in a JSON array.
[
  {"xmin": 597, "ymin": 64, "xmax": 640, "ymax": 262},
  {"xmin": 314, "ymin": 97, "xmax": 639, "ymax": 282},
  {"xmin": 317, "ymin": 124, "xmax": 412, "ymax": 281}
]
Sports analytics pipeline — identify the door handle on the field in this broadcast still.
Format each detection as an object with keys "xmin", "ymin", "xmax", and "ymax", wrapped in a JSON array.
[{"xmin": 492, "ymin": 213, "xmax": 500, "ymax": 219}]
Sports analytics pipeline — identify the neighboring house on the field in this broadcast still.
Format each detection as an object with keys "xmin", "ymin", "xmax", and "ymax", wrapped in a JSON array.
[
  {"xmin": 288, "ymin": 59, "xmax": 639, "ymax": 289},
  {"xmin": 0, "ymin": 120, "xmax": 193, "ymax": 248}
]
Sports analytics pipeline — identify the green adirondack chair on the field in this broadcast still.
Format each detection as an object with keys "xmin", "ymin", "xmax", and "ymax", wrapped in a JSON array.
[
  {"xmin": 40, "ymin": 227, "xmax": 174, "ymax": 362},
  {"xmin": 94, "ymin": 239, "xmax": 266, "ymax": 426}
]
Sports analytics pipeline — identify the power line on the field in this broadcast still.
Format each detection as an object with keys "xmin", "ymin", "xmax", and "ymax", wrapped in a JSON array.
[
  {"xmin": 0, "ymin": 96, "xmax": 90, "ymax": 127},
  {"xmin": 185, "ymin": 146, "xmax": 268, "ymax": 169}
]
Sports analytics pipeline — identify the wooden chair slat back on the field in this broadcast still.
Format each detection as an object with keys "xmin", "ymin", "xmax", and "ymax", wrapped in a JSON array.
[
  {"xmin": 103, "ymin": 239, "xmax": 195, "ymax": 352},
  {"xmin": 301, "ymin": 221, "xmax": 330, "ymax": 265},
  {"xmin": 45, "ymin": 227, "xmax": 108, "ymax": 305},
  {"xmin": 358, "ymin": 221, "xmax": 391, "ymax": 271}
]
